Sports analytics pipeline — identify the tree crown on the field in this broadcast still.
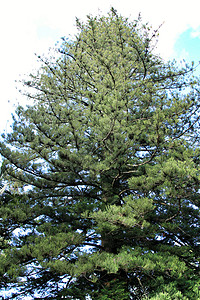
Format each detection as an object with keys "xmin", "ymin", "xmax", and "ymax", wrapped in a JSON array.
[{"xmin": 0, "ymin": 9, "xmax": 200, "ymax": 299}]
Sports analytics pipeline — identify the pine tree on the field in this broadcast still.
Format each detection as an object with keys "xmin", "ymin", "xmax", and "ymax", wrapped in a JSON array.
[{"xmin": 0, "ymin": 8, "xmax": 200, "ymax": 299}]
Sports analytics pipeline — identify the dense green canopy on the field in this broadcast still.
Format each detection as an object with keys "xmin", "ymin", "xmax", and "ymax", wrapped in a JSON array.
[{"xmin": 0, "ymin": 8, "xmax": 200, "ymax": 299}]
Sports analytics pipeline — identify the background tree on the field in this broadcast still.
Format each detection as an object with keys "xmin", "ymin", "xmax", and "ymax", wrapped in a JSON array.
[{"xmin": 0, "ymin": 8, "xmax": 200, "ymax": 299}]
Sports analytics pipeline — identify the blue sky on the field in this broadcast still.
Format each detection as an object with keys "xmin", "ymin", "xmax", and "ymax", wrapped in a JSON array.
[
  {"xmin": 174, "ymin": 28, "xmax": 200, "ymax": 65},
  {"xmin": 0, "ymin": 0, "xmax": 200, "ymax": 135}
]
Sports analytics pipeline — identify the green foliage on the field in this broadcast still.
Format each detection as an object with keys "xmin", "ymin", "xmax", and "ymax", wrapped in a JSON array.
[
  {"xmin": 0, "ymin": 8, "xmax": 200, "ymax": 299},
  {"xmin": 144, "ymin": 279, "xmax": 200, "ymax": 300}
]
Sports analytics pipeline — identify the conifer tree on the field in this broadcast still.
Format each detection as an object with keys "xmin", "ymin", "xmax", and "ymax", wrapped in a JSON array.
[{"xmin": 0, "ymin": 8, "xmax": 200, "ymax": 299}]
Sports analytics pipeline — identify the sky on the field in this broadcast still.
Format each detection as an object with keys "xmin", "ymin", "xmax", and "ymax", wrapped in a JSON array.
[{"xmin": 0, "ymin": 0, "xmax": 200, "ymax": 134}]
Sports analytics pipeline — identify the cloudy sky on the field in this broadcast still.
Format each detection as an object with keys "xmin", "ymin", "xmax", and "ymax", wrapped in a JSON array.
[{"xmin": 0, "ymin": 0, "xmax": 200, "ymax": 134}]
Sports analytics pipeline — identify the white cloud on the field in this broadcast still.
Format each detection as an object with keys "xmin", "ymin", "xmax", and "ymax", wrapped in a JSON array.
[
  {"xmin": 191, "ymin": 30, "xmax": 200, "ymax": 38},
  {"xmin": 0, "ymin": 0, "xmax": 200, "ymax": 132}
]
